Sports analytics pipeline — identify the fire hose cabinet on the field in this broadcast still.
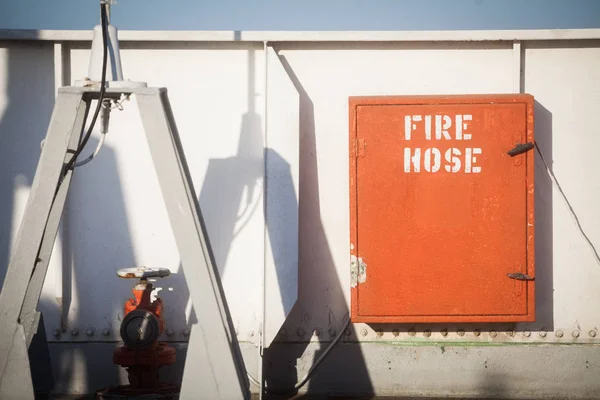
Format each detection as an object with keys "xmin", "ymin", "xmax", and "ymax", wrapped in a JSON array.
[{"xmin": 349, "ymin": 94, "xmax": 535, "ymax": 323}]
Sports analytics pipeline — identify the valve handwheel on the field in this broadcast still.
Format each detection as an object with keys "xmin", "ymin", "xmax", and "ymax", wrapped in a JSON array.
[{"xmin": 117, "ymin": 266, "xmax": 171, "ymax": 280}]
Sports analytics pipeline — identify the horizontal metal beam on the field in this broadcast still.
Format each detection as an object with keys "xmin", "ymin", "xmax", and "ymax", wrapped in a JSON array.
[
  {"xmin": 0, "ymin": 28, "xmax": 600, "ymax": 42},
  {"xmin": 45, "ymin": 341, "xmax": 600, "ymax": 399}
]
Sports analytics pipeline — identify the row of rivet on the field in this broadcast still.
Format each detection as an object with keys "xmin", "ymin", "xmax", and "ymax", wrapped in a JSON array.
[
  {"xmin": 165, "ymin": 328, "xmax": 191, "ymax": 337},
  {"xmin": 52, "ymin": 328, "xmax": 112, "ymax": 338},
  {"xmin": 51, "ymin": 328, "xmax": 192, "ymax": 338},
  {"xmin": 275, "ymin": 328, "xmax": 345, "ymax": 338},
  {"xmin": 50, "ymin": 327, "xmax": 598, "ymax": 340},
  {"xmin": 360, "ymin": 328, "xmax": 595, "ymax": 339},
  {"xmin": 275, "ymin": 328, "xmax": 598, "ymax": 339}
]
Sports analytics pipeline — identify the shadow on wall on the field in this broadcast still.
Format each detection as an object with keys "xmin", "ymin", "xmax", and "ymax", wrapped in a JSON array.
[
  {"xmin": 197, "ymin": 49, "xmax": 263, "ymax": 279},
  {"xmin": 193, "ymin": 46, "xmax": 298, "ymax": 388},
  {"xmin": 532, "ymin": 101, "xmax": 554, "ymax": 331},
  {"xmin": 261, "ymin": 53, "xmax": 374, "ymax": 398},
  {"xmin": 197, "ymin": 46, "xmax": 300, "ymax": 319},
  {"xmin": 188, "ymin": 46, "xmax": 374, "ymax": 397},
  {"xmin": 170, "ymin": 48, "xmax": 264, "ymax": 366},
  {"xmin": 0, "ymin": 43, "xmax": 55, "ymax": 286}
]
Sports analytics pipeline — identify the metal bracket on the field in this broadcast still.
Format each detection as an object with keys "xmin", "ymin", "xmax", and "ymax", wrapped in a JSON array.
[
  {"xmin": 507, "ymin": 272, "xmax": 535, "ymax": 281},
  {"xmin": 507, "ymin": 142, "xmax": 534, "ymax": 157}
]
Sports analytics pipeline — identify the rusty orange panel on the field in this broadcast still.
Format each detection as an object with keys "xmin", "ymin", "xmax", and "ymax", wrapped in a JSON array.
[{"xmin": 349, "ymin": 94, "xmax": 535, "ymax": 323}]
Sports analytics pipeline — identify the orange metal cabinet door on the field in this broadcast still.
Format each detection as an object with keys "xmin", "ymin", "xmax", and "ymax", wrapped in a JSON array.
[{"xmin": 349, "ymin": 94, "xmax": 535, "ymax": 323}]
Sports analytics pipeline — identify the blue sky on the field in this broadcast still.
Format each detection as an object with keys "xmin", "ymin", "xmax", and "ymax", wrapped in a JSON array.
[{"xmin": 1, "ymin": 0, "xmax": 599, "ymax": 31}]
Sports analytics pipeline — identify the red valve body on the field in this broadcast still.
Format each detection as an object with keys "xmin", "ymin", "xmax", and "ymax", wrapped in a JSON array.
[{"xmin": 112, "ymin": 281, "xmax": 176, "ymax": 390}]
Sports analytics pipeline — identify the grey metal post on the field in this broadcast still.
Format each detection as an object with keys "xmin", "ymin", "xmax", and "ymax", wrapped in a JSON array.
[
  {"xmin": 136, "ymin": 88, "xmax": 250, "ymax": 400},
  {"xmin": 20, "ymin": 99, "xmax": 90, "ymax": 348},
  {"xmin": 0, "ymin": 90, "xmax": 86, "ymax": 399}
]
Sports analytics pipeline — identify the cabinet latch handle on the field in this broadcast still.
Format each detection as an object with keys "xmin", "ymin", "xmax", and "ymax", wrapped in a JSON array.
[
  {"xmin": 507, "ymin": 272, "xmax": 535, "ymax": 281},
  {"xmin": 507, "ymin": 142, "xmax": 534, "ymax": 157}
]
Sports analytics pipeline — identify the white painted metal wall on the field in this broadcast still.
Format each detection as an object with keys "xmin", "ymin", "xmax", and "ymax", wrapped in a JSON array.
[{"xmin": 1, "ymin": 29, "xmax": 600, "ymax": 397}]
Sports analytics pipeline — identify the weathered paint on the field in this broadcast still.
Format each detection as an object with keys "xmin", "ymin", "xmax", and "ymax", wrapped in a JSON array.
[
  {"xmin": 350, "ymin": 254, "xmax": 367, "ymax": 288},
  {"xmin": 350, "ymin": 94, "xmax": 535, "ymax": 323}
]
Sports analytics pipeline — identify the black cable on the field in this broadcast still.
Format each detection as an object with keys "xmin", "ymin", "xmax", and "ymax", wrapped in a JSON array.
[
  {"xmin": 535, "ymin": 142, "xmax": 600, "ymax": 265},
  {"xmin": 62, "ymin": 3, "xmax": 109, "ymax": 174},
  {"xmin": 24, "ymin": 3, "xmax": 110, "ymax": 286},
  {"xmin": 248, "ymin": 318, "xmax": 351, "ymax": 396}
]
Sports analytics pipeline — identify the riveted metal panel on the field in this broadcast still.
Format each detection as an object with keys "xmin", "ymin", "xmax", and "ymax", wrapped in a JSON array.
[
  {"xmin": 2, "ymin": 33, "xmax": 600, "ymax": 399},
  {"xmin": 349, "ymin": 94, "xmax": 535, "ymax": 323}
]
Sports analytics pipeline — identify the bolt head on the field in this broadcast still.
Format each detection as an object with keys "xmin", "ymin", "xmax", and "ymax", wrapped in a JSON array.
[
  {"xmin": 166, "ymin": 329, "xmax": 174, "ymax": 337},
  {"xmin": 424, "ymin": 330, "xmax": 431, "ymax": 338},
  {"xmin": 590, "ymin": 330, "xmax": 597, "ymax": 338},
  {"xmin": 457, "ymin": 329, "xmax": 465, "ymax": 337},
  {"xmin": 539, "ymin": 331, "xmax": 547, "ymax": 338},
  {"xmin": 473, "ymin": 329, "xmax": 481, "ymax": 337},
  {"xmin": 440, "ymin": 329, "xmax": 448, "ymax": 337},
  {"xmin": 329, "ymin": 329, "xmax": 337, "ymax": 337},
  {"xmin": 572, "ymin": 330, "xmax": 580, "ymax": 338},
  {"xmin": 183, "ymin": 328, "xmax": 191, "ymax": 337},
  {"xmin": 360, "ymin": 328, "xmax": 368, "ymax": 337},
  {"xmin": 506, "ymin": 330, "xmax": 514, "ymax": 337},
  {"xmin": 523, "ymin": 330, "xmax": 531, "ymax": 338},
  {"xmin": 408, "ymin": 329, "xmax": 416, "ymax": 337},
  {"xmin": 297, "ymin": 328, "xmax": 306, "ymax": 337},
  {"xmin": 313, "ymin": 329, "xmax": 320, "ymax": 337},
  {"xmin": 102, "ymin": 328, "xmax": 111, "ymax": 336},
  {"xmin": 392, "ymin": 330, "xmax": 399, "ymax": 337},
  {"xmin": 71, "ymin": 329, "xmax": 79, "ymax": 336},
  {"xmin": 490, "ymin": 330, "xmax": 497, "ymax": 338},
  {"xmin": 52, "ymin": 329, "xmax": 60, "ymax": 338},
  {"xmin": 555, "ymin": 330, "xmax": 564, "ymax": 338},
  {"xmin": 375, "ymin": 330, "xmax": 383, "ymax": 338},
  {"xmin": 344, "ymin": 328, "xmax": 351, "ymax": 336},
  {"xmin": 86, "ymin": 329, "xmax": 95, "ymax": 337}
]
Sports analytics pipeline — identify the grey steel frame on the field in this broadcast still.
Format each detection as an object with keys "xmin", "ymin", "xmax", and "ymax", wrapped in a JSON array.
[{"xmin": 0, "ymin": 86, "xmax": 250, "ymax": 400}]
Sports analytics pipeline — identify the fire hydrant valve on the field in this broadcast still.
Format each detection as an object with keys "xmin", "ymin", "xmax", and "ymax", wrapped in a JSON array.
[{"xmin": 109, "ymin": 266, "xmax": 177, "ymax": 394}]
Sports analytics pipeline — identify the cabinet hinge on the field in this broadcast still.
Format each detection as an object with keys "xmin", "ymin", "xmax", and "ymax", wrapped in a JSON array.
[{"xmin": 354, "ymin": 138, "xmax": 365, "ymax": 158}]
